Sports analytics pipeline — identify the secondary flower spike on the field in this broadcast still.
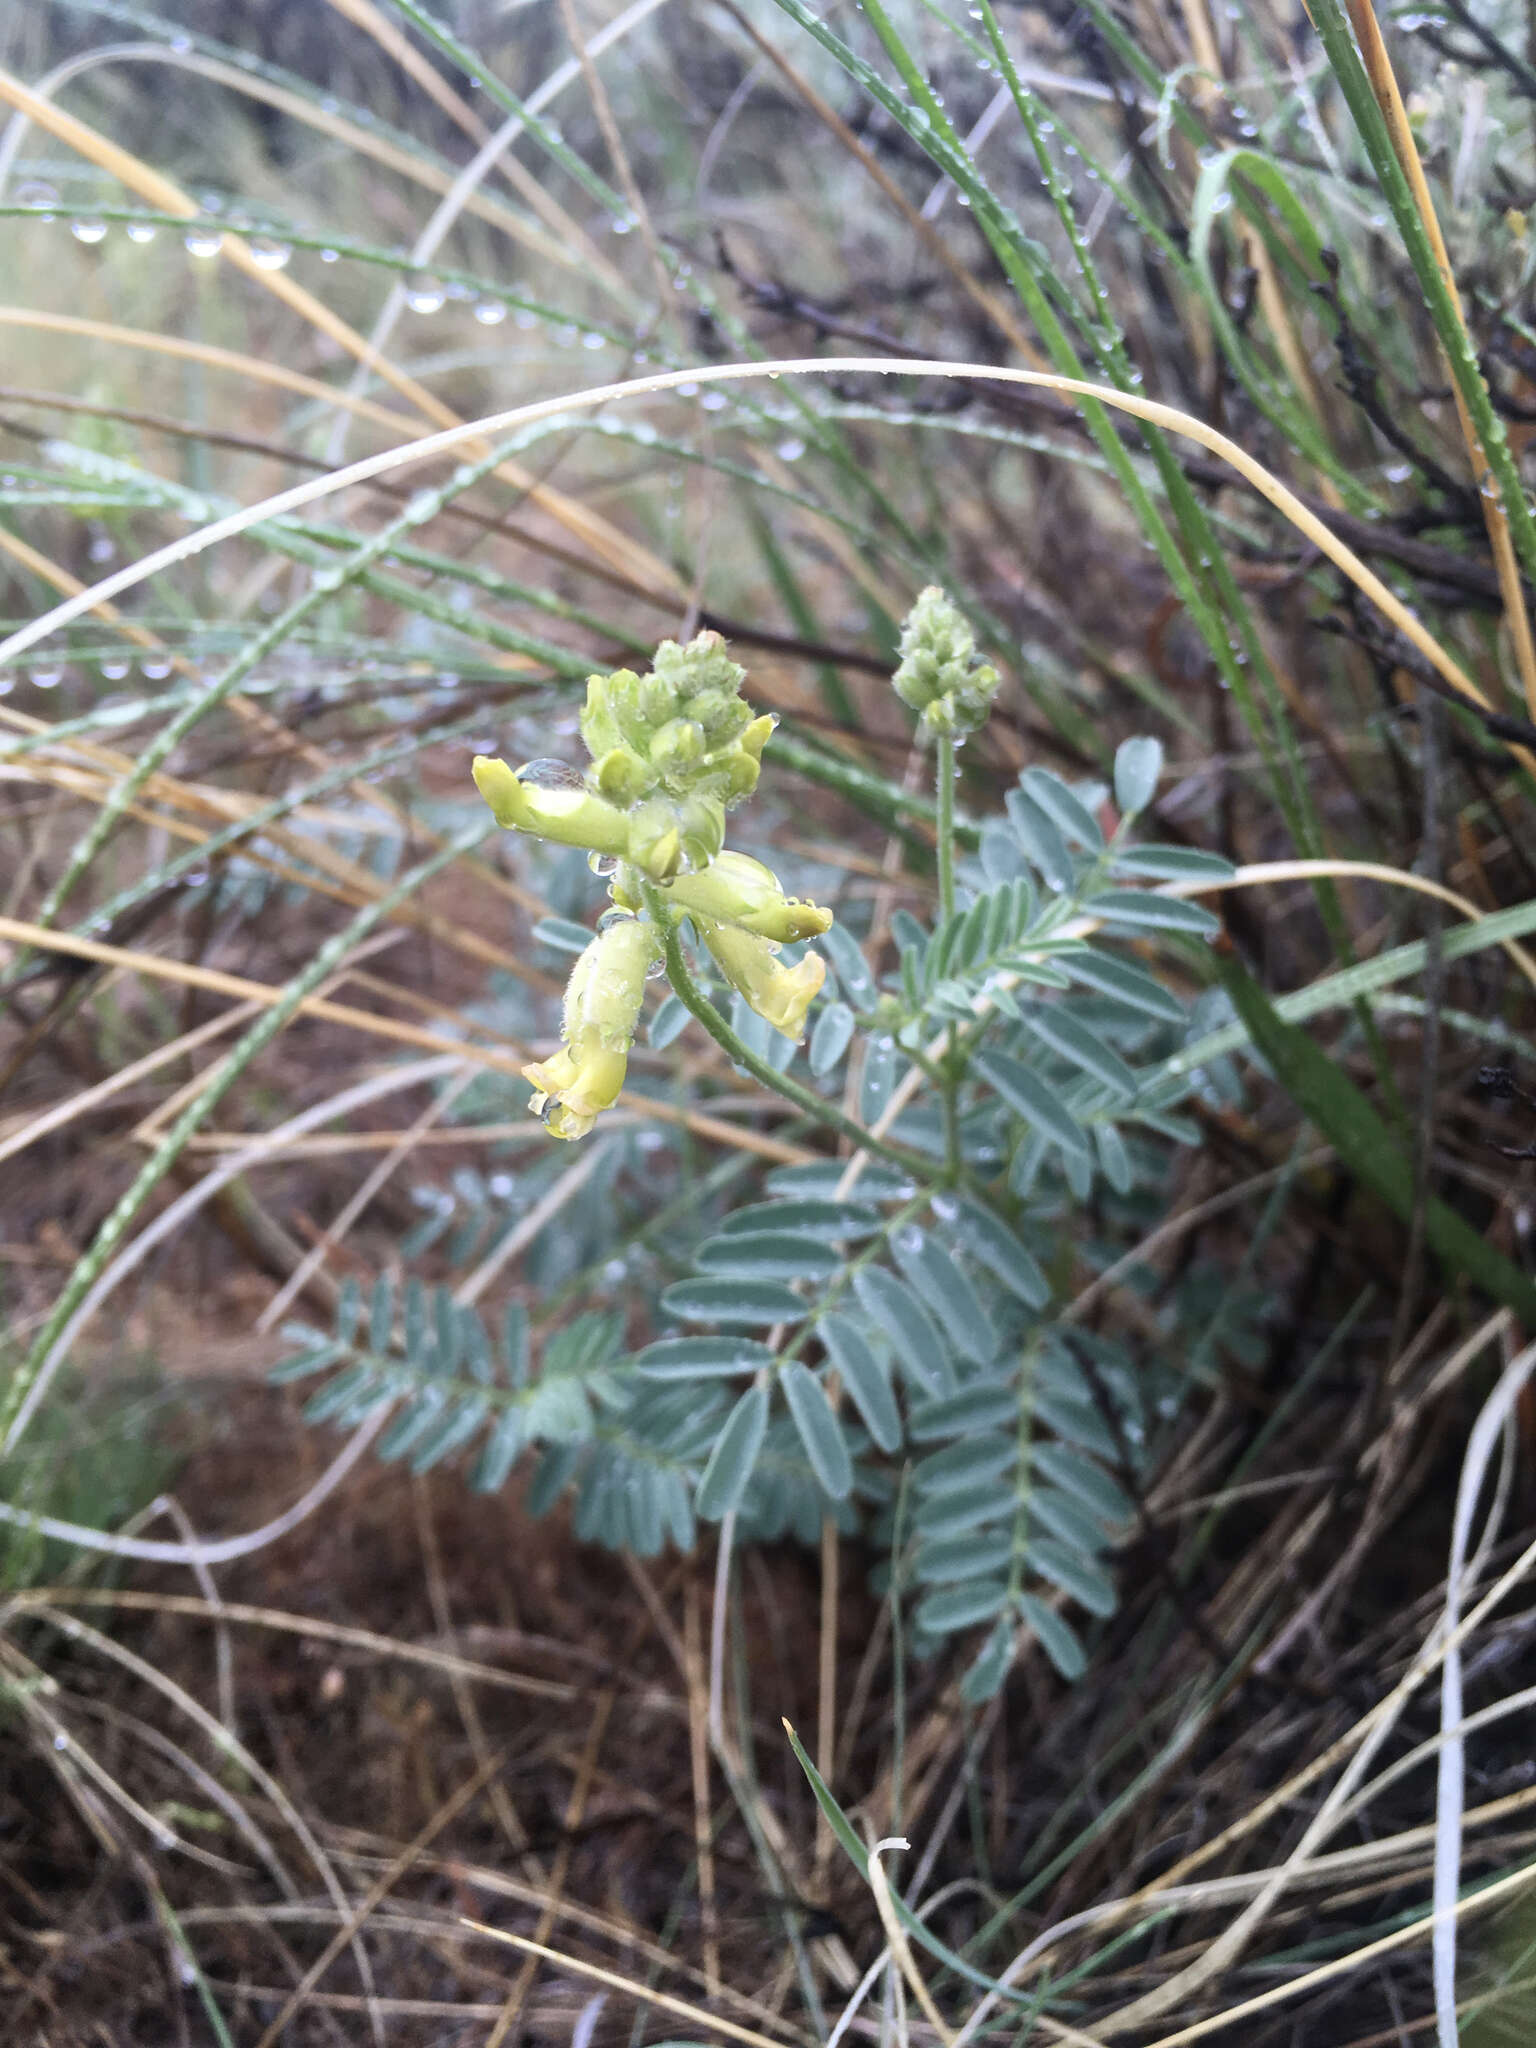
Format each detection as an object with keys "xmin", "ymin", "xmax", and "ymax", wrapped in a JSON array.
[
  {"xmin": 891, "ymin": 586, "xmax": 1000, "ymax": 741},
  {"xmin": 522, "ymin": 914, "xmax": 660, "ymax": 1140}
]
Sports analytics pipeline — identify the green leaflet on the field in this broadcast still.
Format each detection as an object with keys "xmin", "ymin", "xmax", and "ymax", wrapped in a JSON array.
[
  {"xmin": 781, "ymin": 1364, "xmax": 853, "ymax": 1500},
  {"xmin": 661, "ymin": 1279, "xmax": 809, "ymax": 1328},
  {"xmin": 695, "ymin": 1384, "xmax": 770, "ymax": 1520},
  {"xmin": 820, "ymin": 1314, "xmax": 901, "ymax": 1454},
  {"xmin": 1113, "ymin": 735, "xmax": 1162, "ymax": 817}
]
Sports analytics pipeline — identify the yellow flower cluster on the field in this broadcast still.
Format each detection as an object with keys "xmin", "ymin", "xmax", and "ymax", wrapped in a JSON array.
[{"xmin": 473, "ymin": 637, "xmax": 834, "ymax": 1139}]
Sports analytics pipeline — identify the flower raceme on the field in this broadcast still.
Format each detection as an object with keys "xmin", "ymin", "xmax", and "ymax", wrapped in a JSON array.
[
  {"xmin": 472, "ymin": 632, "xmax": 834, "ymax": 1139},
  {"xmin": 891, "ymin": 585, "xmax": 999, "ymax": 742}
]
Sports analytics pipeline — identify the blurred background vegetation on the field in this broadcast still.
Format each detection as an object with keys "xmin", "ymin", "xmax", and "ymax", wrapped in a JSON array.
[{"xmin": 7, "ymin": 0, "xmax": 1536, "ymax": 2041}]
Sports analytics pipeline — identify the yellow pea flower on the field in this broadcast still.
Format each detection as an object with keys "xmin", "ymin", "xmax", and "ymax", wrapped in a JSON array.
[
  {"xmin": 523, "ymin": 914, "xmax": 658, "ymax": 1139},
  {"xmin": 472, "ymin": 754, "xmax": 631, "ymax": 861},
  {"xmin": 650, "ymin": 851, "xmax": 833, "ymax": 942},
  {"xmin": 702, "ymin": 921, "xmax": 826, "ymax": 1042}
]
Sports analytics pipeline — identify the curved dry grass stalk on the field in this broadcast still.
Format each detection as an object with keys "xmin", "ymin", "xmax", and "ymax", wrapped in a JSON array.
[
  {"xmin": 9, "ymin": 1588, "xmax": 594, "ymax": 1701},
  {"xmin": 460, "ymin": 1914, "xmax": 799, "ymax": 2048},
  {"xmin": 0, "ymin": 41, "xmax": 583, "ymax": 275},
  {"xmin": 0, "ymin": 913, "xmax": 817, "ymax": 1166},
  {"xmin": 0, "ymin": 65, "xmax": 675, "ymax": 591},
  {"xmin": 1, "ymin": 352, "xmax": 1512, "ymax": 801}
]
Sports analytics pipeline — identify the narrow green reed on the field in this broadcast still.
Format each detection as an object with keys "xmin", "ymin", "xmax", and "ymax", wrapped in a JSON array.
[{"xmin": 1307, "ymin": 0, "xmax": 1536, "ymax": 605}]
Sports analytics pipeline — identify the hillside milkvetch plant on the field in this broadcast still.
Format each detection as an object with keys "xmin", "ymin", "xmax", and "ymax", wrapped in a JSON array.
[
  {"xmin": 280, "ymin": 586, "xmax": 1240, "ymax": 1707},
  {"xmin": 473, "ymin": 631, "xmax": 833, "ymax": 1140}
]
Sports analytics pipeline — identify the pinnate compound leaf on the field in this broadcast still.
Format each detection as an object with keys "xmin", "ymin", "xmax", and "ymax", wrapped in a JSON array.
[{"xmin": 781, "ymin": 1363, "xmax": 853, "ymax": 1500}]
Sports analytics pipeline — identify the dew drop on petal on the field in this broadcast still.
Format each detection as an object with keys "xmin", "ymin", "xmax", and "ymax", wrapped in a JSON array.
[{"xmin": 515, "ymin": 757, "xmax": 584, "ymax": 789}]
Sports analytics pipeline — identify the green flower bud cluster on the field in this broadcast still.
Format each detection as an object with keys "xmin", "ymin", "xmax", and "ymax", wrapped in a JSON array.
[
  {"xmin": 891, "ymin": 586, "xmax": 1000, "ymax": 741},
  {"xmin": 580, "ymin": 631, "xmax": 776, "ymax": 878}
]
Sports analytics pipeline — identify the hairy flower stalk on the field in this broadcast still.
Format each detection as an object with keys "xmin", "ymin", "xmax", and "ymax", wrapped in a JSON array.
[{"xmin": 472, "ymin": 632, "xmax": 833, "ymax": 1138}]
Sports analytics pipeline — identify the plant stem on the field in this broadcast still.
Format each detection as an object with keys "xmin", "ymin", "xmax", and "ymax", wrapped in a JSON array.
[
  {"xmin": 935, "ymin": 735, "xmax": 958, "ymax": 924},
  {"xmin": 935, "ymin": 735, "xmax": 962, "ymax": 1184},
  {"xmin": 641, "ymin": 885, "xmax": 930, "ymax": 1177}
]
